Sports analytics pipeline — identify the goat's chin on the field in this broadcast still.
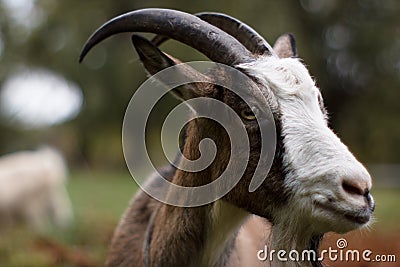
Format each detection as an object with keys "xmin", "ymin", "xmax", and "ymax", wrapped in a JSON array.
[
  {"xmin": 271, "ymin": 206, "xmax": 370, "ymax": 243},
  {"xmin": 311, "ymin": 205, "xmax": 373, "ymax": 234}
]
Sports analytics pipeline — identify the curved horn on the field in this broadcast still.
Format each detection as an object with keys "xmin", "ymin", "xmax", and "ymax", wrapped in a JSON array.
[
  {"xmin": 79, "ymin": 8, "xmax": 255, "ymax": 66},
  {"xmin": 152, "ymin": 12, "xmax": 274, "ymax": 56}
]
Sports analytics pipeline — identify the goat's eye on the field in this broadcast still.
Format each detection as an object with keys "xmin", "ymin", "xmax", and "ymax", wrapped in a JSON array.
[{"xmin": 240, "ymin": 109, "xmax": 256, "ymax": 120}]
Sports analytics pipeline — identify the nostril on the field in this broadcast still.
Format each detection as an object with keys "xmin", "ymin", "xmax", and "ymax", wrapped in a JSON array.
[{"xmin": 342, "ymin": 180, "xmax": 364, "ymax": 196}]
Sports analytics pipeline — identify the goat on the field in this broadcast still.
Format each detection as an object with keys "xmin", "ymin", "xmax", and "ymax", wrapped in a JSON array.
[
  {"xmin": 79, "ymin": 9, "xmax": 375, "ymax": 267},
  {"xmin": 0, "ymin": 146, "xmax": 73, "ymax": 230}
]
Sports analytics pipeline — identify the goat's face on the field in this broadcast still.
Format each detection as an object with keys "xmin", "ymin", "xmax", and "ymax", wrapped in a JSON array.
[
  {"xmin": 238, "ymin": 47, "xmax": 374, "ymax": 235},
  {"xmin": 79, "ymin": 9, "xmax": 374, "ymax": 237}
]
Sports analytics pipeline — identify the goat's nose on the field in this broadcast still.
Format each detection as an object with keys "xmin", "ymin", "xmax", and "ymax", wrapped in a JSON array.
[
  {"xmin": 341, "ymin": 176, "xmax": 372, "ymax": 202},
  {"xmin": 365, "ymin": 191, "xmax": 375, "ymax": 211}
]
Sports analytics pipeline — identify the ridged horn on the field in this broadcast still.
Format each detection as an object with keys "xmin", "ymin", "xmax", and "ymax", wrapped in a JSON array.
[
  {"xmin": 152, "ymin": 12, "xmax": 274, "ymax": 56},
  {"xmin": 79, "ymin": 8, "xmax": 255, "ymax": 66}
]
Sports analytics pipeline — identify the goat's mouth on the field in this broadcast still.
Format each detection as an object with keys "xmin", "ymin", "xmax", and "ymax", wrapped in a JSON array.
[{"xmin": 314, "ymin": 201, "xmax": 372, "ymax": 225}]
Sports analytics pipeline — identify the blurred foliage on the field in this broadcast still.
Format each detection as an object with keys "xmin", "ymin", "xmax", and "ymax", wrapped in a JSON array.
[{"xmin": 0, "ymin": 0, "xmax": 399, "ymax": 168}]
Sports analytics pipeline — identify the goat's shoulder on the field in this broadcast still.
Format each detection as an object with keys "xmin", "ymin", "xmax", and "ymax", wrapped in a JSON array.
[{"xmin": 106, "ymin": 165, "xmax": 176, "ymax": 267}]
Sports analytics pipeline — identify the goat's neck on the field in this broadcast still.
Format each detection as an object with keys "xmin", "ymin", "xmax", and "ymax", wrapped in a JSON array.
[
  {"xmin": 147, "ymin": 202, "xmax": 248, "ymax": 267},
  {"xmin": 147, "ymin": 119, "xmax": 249, "ymax": 267},
  {"xmin": 201, "ymin": 200, "xmax": 249, "ymax": 267},
  {"xmin": 268, "ymin": 213, "xmax": 323, "ymax": 267}
]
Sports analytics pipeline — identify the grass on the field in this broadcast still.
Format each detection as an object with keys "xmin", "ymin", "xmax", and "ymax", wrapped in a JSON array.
[
  {"xmin": 0, "ymin": 170, "xmax": 398, "ymax": 267},
  {"xmin": 68, "ymin": 170, "xmax": 137, "ymax": 222},
  {"xmin": 370, "ymin": 188, "xmax": 400, "ymax": 231}
]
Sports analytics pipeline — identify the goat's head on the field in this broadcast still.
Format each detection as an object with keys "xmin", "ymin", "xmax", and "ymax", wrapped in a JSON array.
[{"xmin": 80, "ymin": 8, "xmax": 374, "ymax": 247}]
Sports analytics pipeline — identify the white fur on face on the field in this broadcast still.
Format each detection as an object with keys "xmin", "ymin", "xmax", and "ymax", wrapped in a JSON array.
[{"xmin": 239, "ymin": 56, "xmax": 372, "ymax": 235}]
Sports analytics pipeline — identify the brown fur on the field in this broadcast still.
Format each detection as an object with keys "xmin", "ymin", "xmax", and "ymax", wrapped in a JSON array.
[{"xmin": 106, "ymin": 35, "xmax": 296, "ymax": 267}]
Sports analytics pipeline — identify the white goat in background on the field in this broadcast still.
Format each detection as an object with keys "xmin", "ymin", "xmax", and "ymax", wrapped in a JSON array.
[{"xmin": 0, "ymin": 146, "xmax": 73, "ymax": 230}]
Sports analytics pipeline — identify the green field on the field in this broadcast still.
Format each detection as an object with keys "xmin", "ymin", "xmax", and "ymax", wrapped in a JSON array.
[{"xmin": 0, "ymin": 170, "xmax": 398, "ymax": 267}]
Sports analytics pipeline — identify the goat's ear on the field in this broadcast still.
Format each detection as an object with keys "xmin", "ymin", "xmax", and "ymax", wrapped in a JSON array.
[
  {"xmin": 132, "ymin": 34, "xmax": 176, "ymax": 75},
  {"xmin": 273, "ymin": 33, "xmax": 297, "ymax": 58},
  {"xmin": 131, "ymin": 34, "xmax": 211, "ymax": 100}
]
